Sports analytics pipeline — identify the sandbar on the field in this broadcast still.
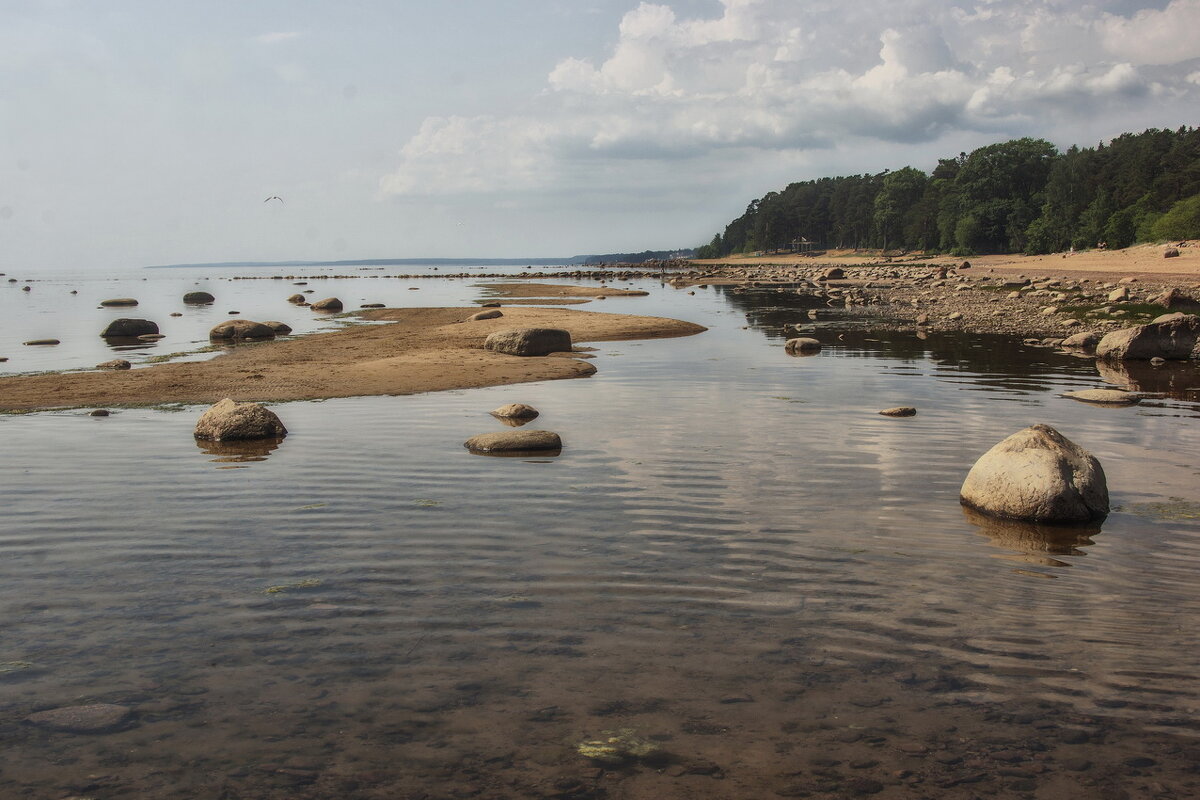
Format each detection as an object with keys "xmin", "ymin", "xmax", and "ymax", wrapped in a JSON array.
[
  {"xmin": 0, "ymin": 306, "xmax": 706, "ymax": 411},
  {"xmin": 476, "ymin": 282, "xmax": 650, "ymax": 298}
]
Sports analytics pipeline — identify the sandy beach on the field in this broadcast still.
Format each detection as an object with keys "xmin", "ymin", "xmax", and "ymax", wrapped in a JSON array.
[{"xmin": 0, "ymin": 305, "xmax": 705, "ymax": 411}]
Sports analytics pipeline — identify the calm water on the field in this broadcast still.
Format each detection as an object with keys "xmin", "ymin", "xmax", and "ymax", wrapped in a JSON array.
[{"xmin": 2, "ymin": 268, "xmax": 1200, "ymax": 798}]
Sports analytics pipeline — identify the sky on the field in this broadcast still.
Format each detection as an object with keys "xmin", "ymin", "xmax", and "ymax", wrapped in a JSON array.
[{"xmin": 2, "ymin": 0, "xmax": 1199, "ymax": 270}]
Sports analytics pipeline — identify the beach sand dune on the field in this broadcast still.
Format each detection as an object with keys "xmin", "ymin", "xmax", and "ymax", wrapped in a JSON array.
[{"xmin": 0, "ymin": 306, "xmax": 706, "ymax": 411}]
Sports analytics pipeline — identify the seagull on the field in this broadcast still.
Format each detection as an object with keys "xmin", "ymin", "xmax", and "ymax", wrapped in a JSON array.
[{"xmin": 264, "ymin": 196, "xmax": 283, "ymax": 204}]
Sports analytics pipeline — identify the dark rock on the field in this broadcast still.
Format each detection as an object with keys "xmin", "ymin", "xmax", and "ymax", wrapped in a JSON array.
[
  {"xmin": 286, "ymin": 294, "xmax": 308, "ymax": 304},
  {"xmin": 100, "ymin": 298, "xmax": 138, "ymax": 307},
  {"xmin": 785, "ymin": 337, "xmax": 821, "ymax": 354},
  {"xmin": 101, "ymin": 318, "xmax": 158, "ymax": 338},
  {"xmin": 879, "ymin": 406, "xmax": 916, "ymax": 417},
  {"xmin": 183, "ymin": 291, "xmax": 215, "ymax": 304},
  {"xmin": 23, "ymin": 339, "xmax": 60, "ymax": 346},
  {"xmin": 262, "ymin": 321, "xmax": 292, "ymax": 335},
  {"xmin": 89, "ymin": 409, "xmax": 110, "ymax": 417},
  {"xmin": 470, "ymin": 310, "xmax": 503, "ymax": 321}
]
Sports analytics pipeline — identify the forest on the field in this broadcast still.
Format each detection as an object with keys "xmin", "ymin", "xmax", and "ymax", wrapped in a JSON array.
[{"xmin": 695, "ymin": 127, "xmax": 1200, "ymax": 259}]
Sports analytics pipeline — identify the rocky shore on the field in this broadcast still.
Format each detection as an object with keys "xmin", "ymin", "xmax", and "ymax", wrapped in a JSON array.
[{"xmin": 670, "ymin": 261, "xmax": 1200, "ymax": 340}]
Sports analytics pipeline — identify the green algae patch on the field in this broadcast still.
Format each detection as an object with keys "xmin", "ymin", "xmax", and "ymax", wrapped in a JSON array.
[
  {"xmin": 264, "ymin": 578, "xmax": 323, "ymax": 595},
  {"xmin": 576, "ymin": 729, "xmax": 662, "ymax": 765},
  {"xmin": 1123, "ymin": 498, "xmax": 1200, "ymax": 521}
]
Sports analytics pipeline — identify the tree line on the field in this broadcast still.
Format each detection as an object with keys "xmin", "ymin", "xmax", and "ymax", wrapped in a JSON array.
[{"xmin": 695, "ymin": 127, "xmax": 1200, "ymax": 259}]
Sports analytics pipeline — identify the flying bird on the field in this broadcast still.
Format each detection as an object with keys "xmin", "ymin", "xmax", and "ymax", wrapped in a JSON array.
[{"xmin": 264, "ymin": 196, "xmax": 283, "ymax": 204}]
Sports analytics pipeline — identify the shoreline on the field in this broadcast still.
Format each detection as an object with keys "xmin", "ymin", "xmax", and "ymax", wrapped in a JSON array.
[{"xmin": 0, "ymin": 306, "xmax": 705, "ymax": 412}]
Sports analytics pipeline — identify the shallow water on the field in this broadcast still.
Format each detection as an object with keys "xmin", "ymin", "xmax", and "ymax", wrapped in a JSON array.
[{"xmin": 2, "ymin": 270, "xmax": 1200, "ymax": 798}]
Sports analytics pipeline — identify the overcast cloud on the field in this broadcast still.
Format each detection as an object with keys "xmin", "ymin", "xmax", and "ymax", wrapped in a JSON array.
[{"xmin": 3, "ymin": 0, "xmax": 1198, "ymax": 270}]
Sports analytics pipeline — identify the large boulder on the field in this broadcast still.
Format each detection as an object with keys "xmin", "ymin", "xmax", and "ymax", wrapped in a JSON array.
[
  {"xmin": 262, "ymin": 321, "xmax": 293, "ymax": 335},
  {"xmin": 310, "ymin": 297, "xmax": 343, "ymax": 311},
  {"xmin": 183, "ymin": 291, "xmax": 215, "ymax": 304},
  {"xmin": 287, "ymin": 294, "xmax": 308, "ymax": 304},
  {"xmin": 1095, "ymin": 314, "xmax": 1200, "ymax": 360},
  {"xmin": 484, "ymin": 328, "xmax": 572, "ymax": 356},
  {"xmin": 194, "ymin": 398, "xmax": 288, "ymax": 441},
  {"xmin": 960, "ymin": 424, "xmax": 1108, "ymax": 522},
  {"xmin": 209, "ymin": 319, "xmax": 277, "ymax": 341},
  {"xmin": 464, "ymin": 430, "xmax": 561, "ymax": 453},
  {"xmin": 1150, "ymin": 288, "xmax": 1200, "ymax": 312},
  {"xmin": 101, "ymin": 318, "xmax": 158, "ymax": 338}
]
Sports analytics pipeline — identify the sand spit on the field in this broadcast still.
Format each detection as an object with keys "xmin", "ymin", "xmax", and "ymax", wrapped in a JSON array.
[
  {"xmin": 477, "ymin": 282, "xmax": 651, "ymax": 298},
  {"xmin": 0, "ymin": 306, "xmax": 706, "ymax": 411}
]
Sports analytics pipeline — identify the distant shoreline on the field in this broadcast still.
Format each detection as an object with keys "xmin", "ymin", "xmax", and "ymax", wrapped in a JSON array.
[{"xmin": 145, "ymin": 257, "xmax": 584, "ymax": 270}]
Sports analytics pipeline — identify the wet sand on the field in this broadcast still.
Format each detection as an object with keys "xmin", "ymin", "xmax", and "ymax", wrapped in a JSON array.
[
  {"xmin": 478, "ymin": 282, "xmax": 651, "ymax": 298},
  {"xmin": 0, "ymin": 306, "xmax": 705, "ymax": 411}
]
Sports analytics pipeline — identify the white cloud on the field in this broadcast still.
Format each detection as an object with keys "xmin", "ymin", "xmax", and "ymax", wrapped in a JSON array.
[{"xmin": 381, "ymin": 0, "xmax": 1200, "ymax": 198}]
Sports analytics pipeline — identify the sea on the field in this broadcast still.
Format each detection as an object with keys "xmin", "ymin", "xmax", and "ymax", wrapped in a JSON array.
[{"xmin": 2, "ymin": 261, "xmax": 1199, "ymax": 798}]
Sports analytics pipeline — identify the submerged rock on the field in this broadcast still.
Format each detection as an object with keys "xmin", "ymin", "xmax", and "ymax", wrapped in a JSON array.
[
  {"xmin": 25, "ymin": 703, "xmax": 132, "ymax": 734},
  {"xmin": 879, "ymin": 406, "xmax": 916, "ymax": 417},
  {"xmin": 1095, "ymin": 314, "xmax": 1200, "ymax": 360},
  {"xmin": 463, "ymin": 430, "xmax": 561, "ymax": 453},
  {"xmin": 1061, "ymin": 330, "xmax": 1103, "ymax": 350},
  {"xmin": 1062, "ymin": 389, "xmax": 1140, "ymax": 406},
  {"xmin": 784, "ymin": 337, "xmax": 821, "ymax": 354},
  {"xmin": 194, "ymin": 398, "xmax": 288, "ymax": 442},
  {"xmin": 286, "ymin": 294, "xmax": 308, "ymax": 304},
  {"xmin": 576, "ymin": 729, "xmax": 662, "ymax": 765},
  {"xmin": 183, "ymin": 291, "xmax": 215, "ymax": 304},
  {"xmin": 483, "ymin": 328, "xmax": 572, "ymax": 356},
  {"xmin": 23, "ymin": 339, "xmax": 60, "ymax": 346},
  {"xmin": 96, "ymin": 359, "xmax": 131, "ymax": 370},
  {"xmin": 209, "ymin": 320, "xmax": 277, "ymax": 341},
  {"xmin": 100, "ymin": 298, "xmax": 138, "ymax": 307},
  {"xmin": 960, "ymin": 424, "xmax": 1108, "ymax": 522},
  {"xmin": 101, "ymin": 318, "xmax": 158, "ymax": 338}
]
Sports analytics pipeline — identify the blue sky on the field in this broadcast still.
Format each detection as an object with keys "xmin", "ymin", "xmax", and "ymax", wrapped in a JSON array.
[{"xmin": 3, "ymin": 0, "xmax": 1199, "ymax": 270}]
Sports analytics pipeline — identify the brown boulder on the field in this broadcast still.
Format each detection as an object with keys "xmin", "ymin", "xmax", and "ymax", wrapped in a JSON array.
[
  {"xmin": 483, "ymin": 328, "xmax": 572, "ymax": 356},
  {"xmin": 310, "ymin": 297, "xmax": 343, "ymax": 311},
  {"xmin": 464, "ymin": 430, "xmax": 561, "ymax": 453},
  {"xmin": 194, "ymin": 398, "xmax": 288, "ymax": 441},
  {"xmin": 209, "ymin": 320, "xmax": 277, "ymax": 341},
  {"xmin": 1095, "ymin": 314, "xmax": 1200, "ymax": 360}
]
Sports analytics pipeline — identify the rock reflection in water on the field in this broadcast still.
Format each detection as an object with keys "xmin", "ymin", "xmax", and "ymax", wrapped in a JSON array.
[
  {"xmin": 493, "ymin": 415, "xmax": 534, "ymax": 428},
  {"xmin": 1096, "ymin": 358, "xmax": 1200, "ymax": 400},
  {"xmin": 962, "ymin": 505, "xmax": 1100, "ymax": 568},
  {"xmin": 467, "ymin": 447, "xmax": 562, "ymax": 459},
  {"xmin": 196, "ymin": 436, "xmax": 284, "ymax": 465}
]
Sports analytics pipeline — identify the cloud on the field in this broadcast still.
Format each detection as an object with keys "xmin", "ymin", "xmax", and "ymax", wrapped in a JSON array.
[
  {"xmin": 254, "ymin": 31, "xmax": 302, "ymax": 45},
  {"xmin": 380, "ymin": 0, "xmax": 1199, "ymax": 198}
]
